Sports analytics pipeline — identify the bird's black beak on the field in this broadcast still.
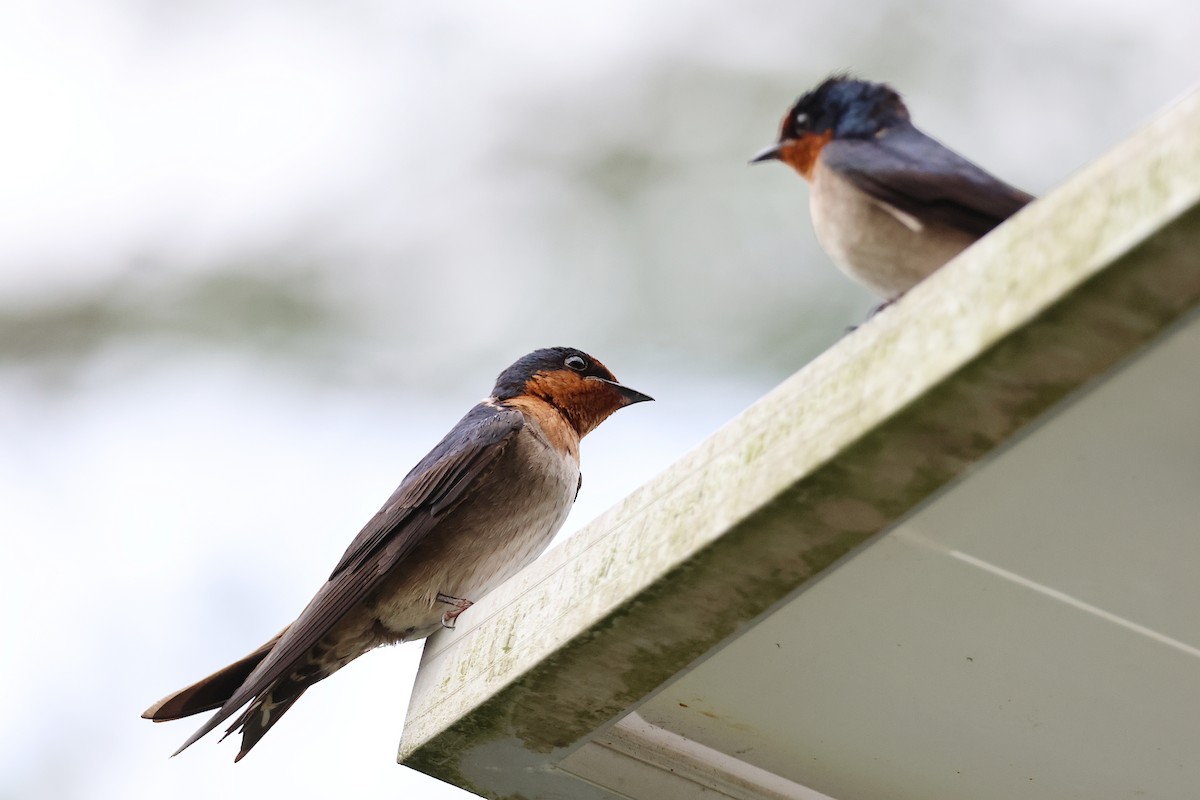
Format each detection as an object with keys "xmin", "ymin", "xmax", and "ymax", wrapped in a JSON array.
[
  {"xmin": 587, "ymin": 376, "xmax": 654, "ymax": 406},
  {"xmin": 749, "ymin": 143, "xmax": 783, "ymax": 164}
]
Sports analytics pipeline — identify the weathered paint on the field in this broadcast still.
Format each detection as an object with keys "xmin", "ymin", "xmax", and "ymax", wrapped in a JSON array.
[{"xmin": 399, "ymin": 90, "xmax": 1200, "ymax": 799}]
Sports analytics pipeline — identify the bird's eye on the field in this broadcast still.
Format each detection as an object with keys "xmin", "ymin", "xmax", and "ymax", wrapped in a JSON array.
[
  {"xmin": 794, "ymin": 112, "xmax": 809, "ymax": 128},
  {"xmin": 565, "ymin": 355, "xmax": 587, "ymax": 371}
]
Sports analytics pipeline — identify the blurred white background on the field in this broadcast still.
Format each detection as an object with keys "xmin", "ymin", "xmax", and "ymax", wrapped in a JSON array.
[{"xmin": 1, "ymin": 1, "xmax": 1196, "ymax": 797}]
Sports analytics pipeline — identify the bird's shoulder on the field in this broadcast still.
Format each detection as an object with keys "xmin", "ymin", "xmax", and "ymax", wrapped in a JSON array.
[{"xmin": 326, "ymin": 401, "xmax": 525, "ymax": 580}]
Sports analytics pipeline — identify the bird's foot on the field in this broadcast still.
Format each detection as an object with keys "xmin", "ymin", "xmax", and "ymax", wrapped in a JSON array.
[
  {"xmin": 436, "ymin": 592, "xmax": 474, "ymax": 629},
  {"xmin": 867, "ymin": 295, "xmax": 902, "ymax": 319},
  {"xmin": 844, "ymin": 295, "xmax": 903, "ymax": 336}
]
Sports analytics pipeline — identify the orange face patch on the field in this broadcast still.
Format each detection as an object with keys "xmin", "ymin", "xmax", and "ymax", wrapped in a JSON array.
[
  {"xmin": 523, "ymin": 370, "xmax": 626, "ymax": 439},
  {"xmin": 777, "ymin": 129, "xmax": 833, "ymax": 181}
]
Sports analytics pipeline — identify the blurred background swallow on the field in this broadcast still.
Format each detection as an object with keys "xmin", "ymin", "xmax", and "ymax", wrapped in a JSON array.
[
  {"xmin": 142, "ymin": 347, "xmax": 650, "ymax": 761},
  {"xmin": 752, "ymin": 75, "xmax": 1034, "ymax": 300}
]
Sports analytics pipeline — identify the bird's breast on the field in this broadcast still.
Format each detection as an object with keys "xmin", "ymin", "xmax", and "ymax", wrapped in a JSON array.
[
  {"xmin": 367, "ymin": 424, "xmax": 579, "ymax": 639},
  {"xmin": 438, "ymin": 425, "xmax": 579, "ymax": 597}
]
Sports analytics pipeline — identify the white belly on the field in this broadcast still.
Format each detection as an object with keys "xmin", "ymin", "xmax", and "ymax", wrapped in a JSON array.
[{"xmin": 809, "ymin": 161, "xmax": 976, "ymax": 299}]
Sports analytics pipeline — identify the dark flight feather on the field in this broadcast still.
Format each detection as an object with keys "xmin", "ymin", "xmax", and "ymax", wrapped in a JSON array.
[{"xmin": 822, "ymin": 122, "xmax": 1033, "ymax": 237}]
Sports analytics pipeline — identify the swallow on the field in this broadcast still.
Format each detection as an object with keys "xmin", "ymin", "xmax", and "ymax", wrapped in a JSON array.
[
  {"xmin": 752, "ymin": 75, "xmax": 1034, "ymax": 300},
  {"xmin": 142, "ymin": 347, "xmax": 651, "ymax": 761}
]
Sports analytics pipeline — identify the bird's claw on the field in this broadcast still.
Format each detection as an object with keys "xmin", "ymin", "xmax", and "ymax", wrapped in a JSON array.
[
  {"xmin": 867, "ymin": 296, "xmax": 899, "ymax": 319},
  {"xmin": 436, "ymin": 592, "xmax": 474, "ymax": 629}
]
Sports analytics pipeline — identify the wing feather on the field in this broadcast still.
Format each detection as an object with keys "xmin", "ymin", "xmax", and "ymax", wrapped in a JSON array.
[{"xmin": 822, "ymin": 124, "xmax": 1034, "ymax": 238}]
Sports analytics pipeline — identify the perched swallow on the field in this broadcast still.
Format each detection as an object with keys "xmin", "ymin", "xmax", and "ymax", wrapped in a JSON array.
[
  {"xmin": 143, "ymin": 347, "xmax": 651, "ymax": 761},
  {"xmin": 752, "ymin": 75, "xmax": 1034, "ymax": 299}
]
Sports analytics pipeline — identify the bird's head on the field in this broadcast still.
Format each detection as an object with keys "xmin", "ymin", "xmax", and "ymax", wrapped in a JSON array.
[
  {"xmin": 492, "ymin": 347, "xmax": 652, "ymax": 437},
  {"xmin": 751, "ymin": 75, "xmax": 910, "ymax": 179}
]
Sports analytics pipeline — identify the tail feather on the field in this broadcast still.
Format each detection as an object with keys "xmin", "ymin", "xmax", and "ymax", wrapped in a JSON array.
[
  {"xmin": 214, "ymin": 651, "xmax": 328, "ymax": 761},
  {"xmin": 146, "ymin": 624, "xmax": 359, "ymax": 760},
  {"xmin": 228, "ymin": 687, "xmax": 308, "ymax": 762},
  {"xmin": 142, "ymin": 629, "xmax": 285, "ymax": 722},
  {"xmin": 223, "ymin": 643, "xmax": 361, "ymax": 760}
]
